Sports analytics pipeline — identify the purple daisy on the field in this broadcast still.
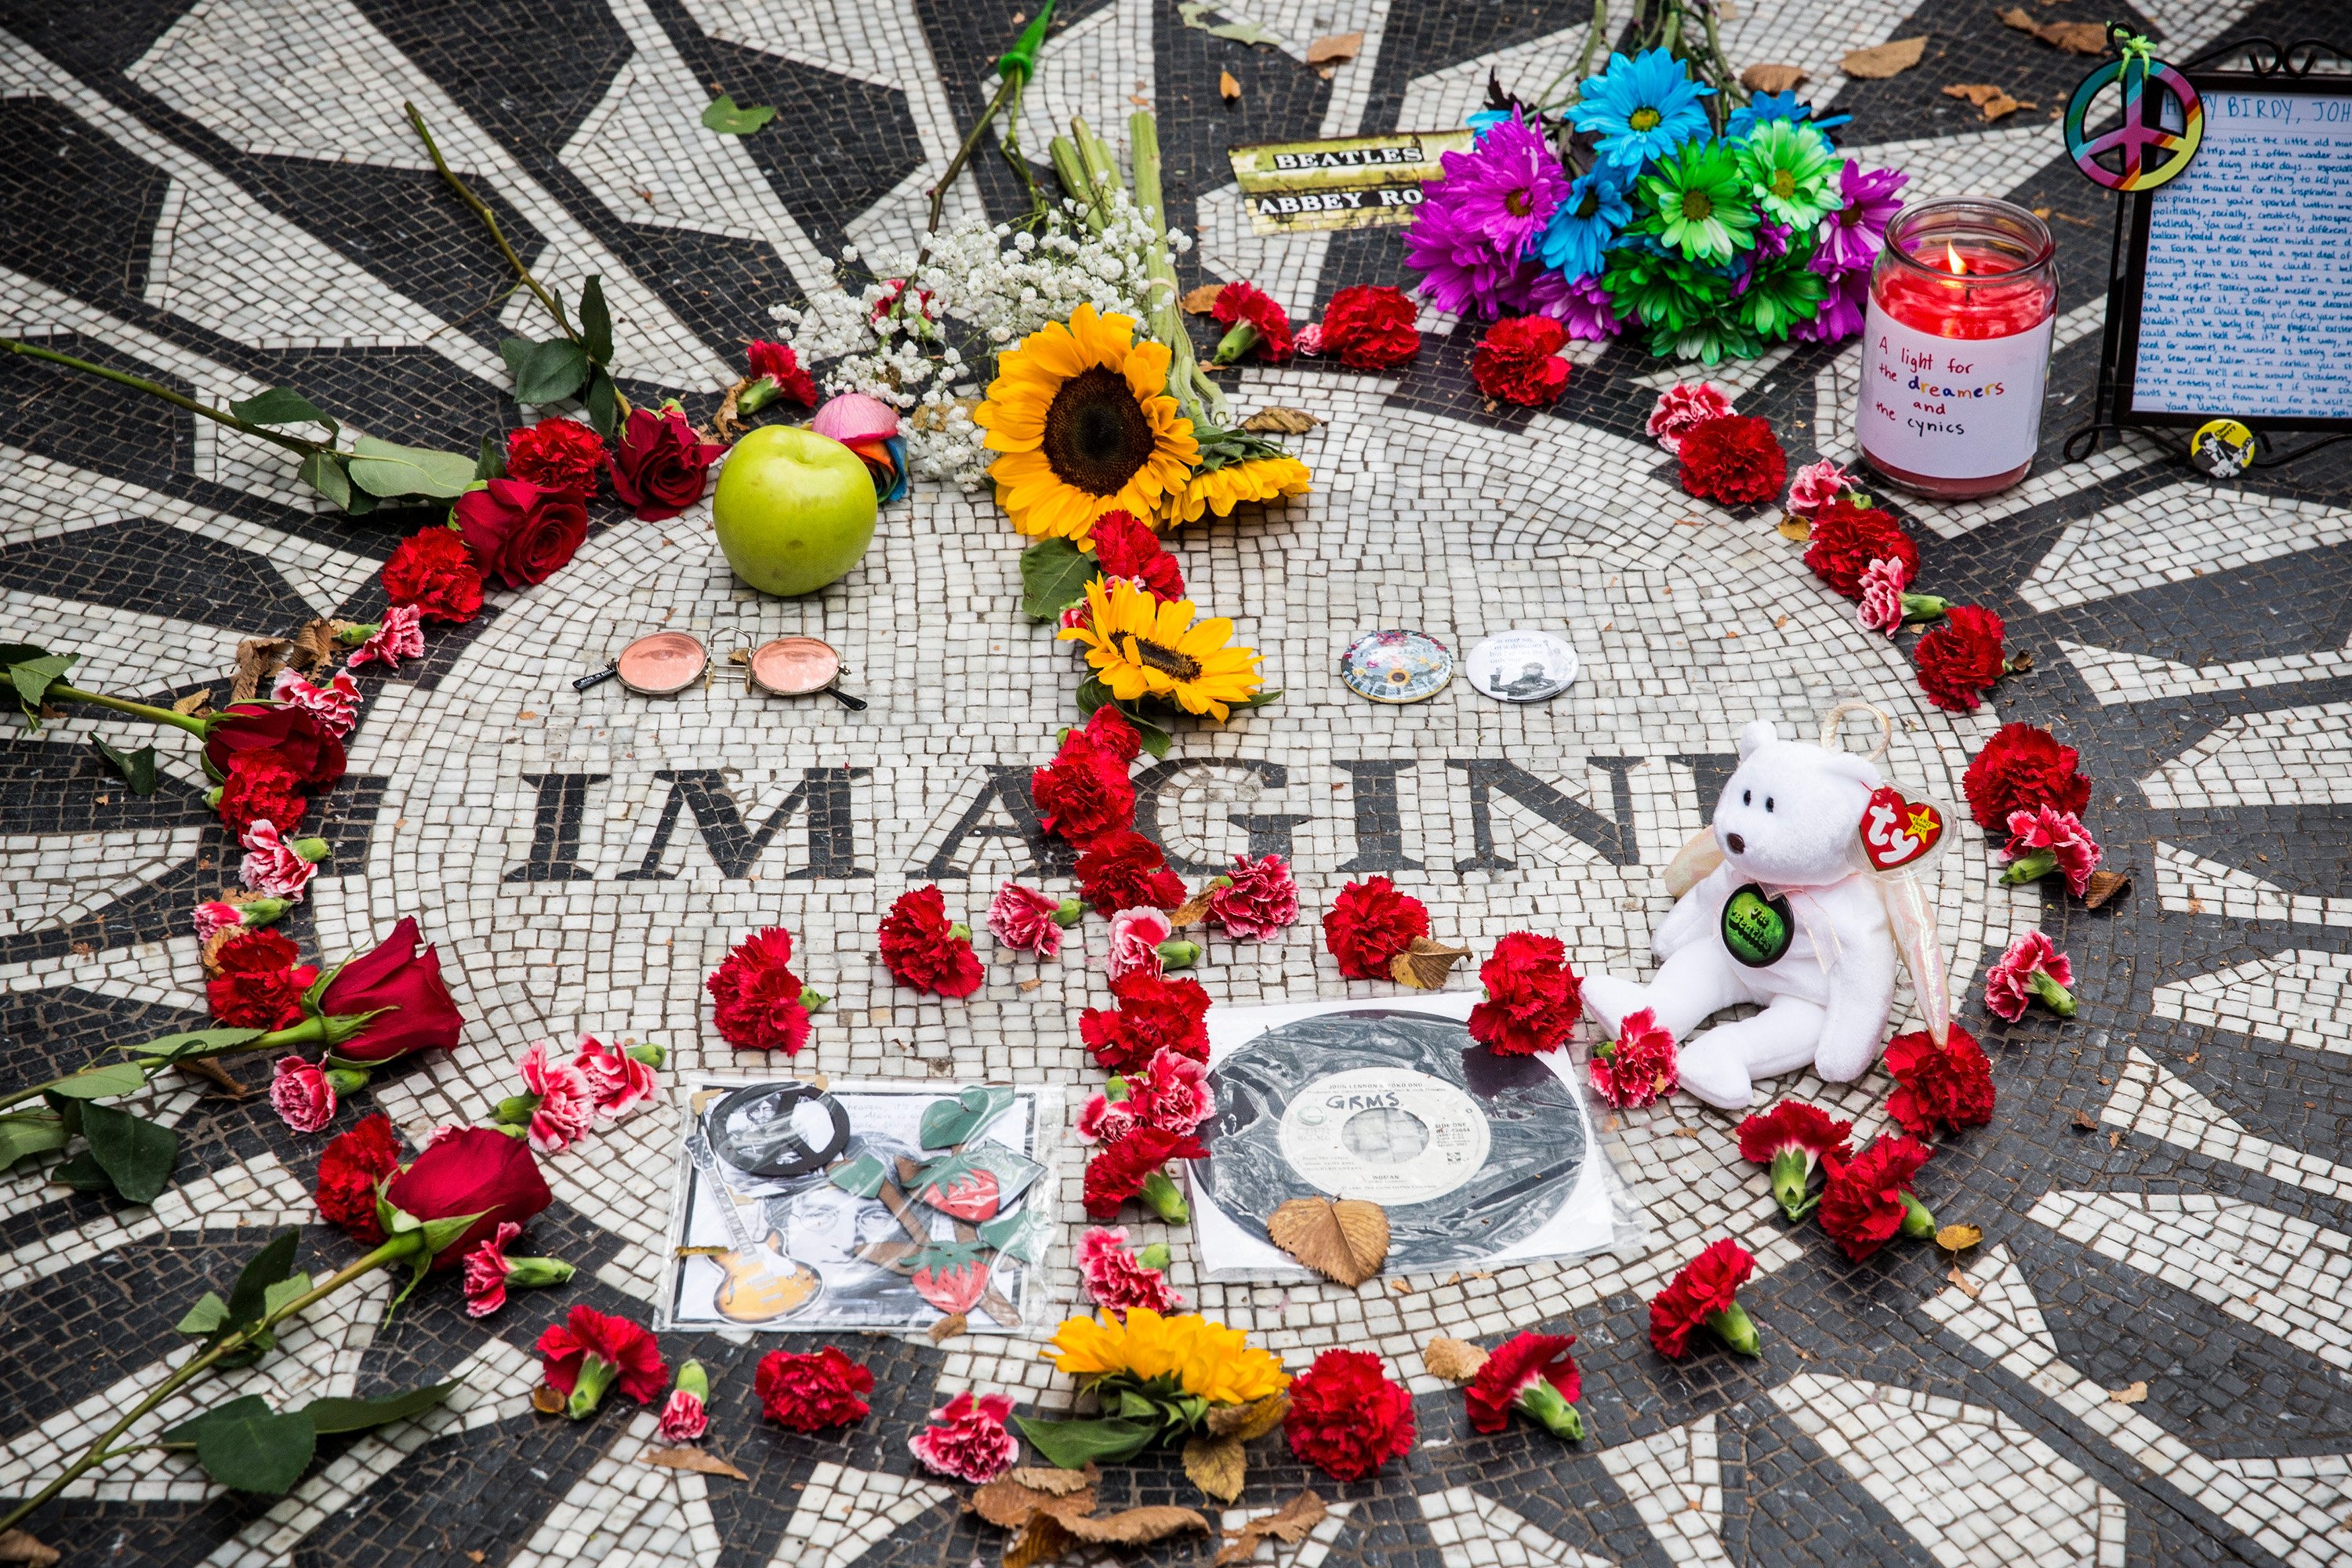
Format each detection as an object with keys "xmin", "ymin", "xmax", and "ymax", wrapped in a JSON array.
[
  {"xmin": 1815, "ymin": 163, "xmax": 1908, "ymax": 274},
  {"xmin": 1793, "ymin": 267, "xmax": 1870, "ymax": 342},
  {"xmin": 1506, "ymin": 265, "xmax": 1624, "ymax": 340},
  {"xmin": 1404, "ymin": 114, "xmax": 1570, "ymax": 319}
]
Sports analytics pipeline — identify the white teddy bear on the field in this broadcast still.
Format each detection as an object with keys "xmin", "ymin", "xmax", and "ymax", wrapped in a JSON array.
[{"xmin": 1583, "ymin": 719, "xmax": 1898, "ymax": 1110}]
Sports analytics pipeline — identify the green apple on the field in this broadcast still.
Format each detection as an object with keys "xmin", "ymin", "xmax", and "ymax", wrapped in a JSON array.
[{"xmin": 711, "ymin": 426, "xmax": 877, "ymax": 597}]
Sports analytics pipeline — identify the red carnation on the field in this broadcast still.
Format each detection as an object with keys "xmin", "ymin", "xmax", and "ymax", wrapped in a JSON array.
[
  {"xmin": 757, "ymin": 1345, "xmax": 873, "ymax": 1431},
  {"xmin": 1817, "ymin": 1135, "xmax": 1936, "ymax": 1263},
  {"xmin": 1315, "ymin": 285, "xmax": 1421, "ymax": 369},
  {"xmin": 1465, "ymin": 1331, "xmax": 1584, "ymax": 1439},
  {"xmin": 746, "ymin": 339, "xmax": 818, "ymax": 406},
  {"xmin": 1032, "ymin": 728, "xmax": 1138, "ymax": 846},
  {"xmin": 1467, "ymin": 931, "xmax": 1583, "ymax": 1055},
  {"xmin": 1647, "ymin": 1238, "xmax": 1760, "ymax": 1359},
  {"xmin": 707, "ymin": 926, "xmax": 815, "ymax": 1053},
  {"xmin": 1322, "ymin": 877, "xmax": 1430, "ymax": 981},
  {"xmin": 878, "ymin": 885, "xmax": 985, "ymax": 998},
  {"xmin": 1285, "ymin": 1349, "xmax": 1414, "ymax": 1482},
  {"xmin": 314, "ymin": 1112, "xmax": 402, "ymax": 1243},
  {"xmin": 1962, "ymin": 723, "xmax": 2091, "ymax": 832},
  {"xmin": 1088, "ymin": 510, "xmax": 1185, "ymax": 600},
  {"xmin": 1073, "ymin": 829, "xmax": 1185, "ymax": 918},
  {"xmin": 1210, "ymin": 279, "xmax": 1295, "ymax": 364},
  {"xmin": 206, "ymin": 927, "xmax": 318, "ymax": 1029},
  {"xmin": 1736, "ymin": 1100, "xmax": 1854, "ymax": 1221},
  {"xmin": 1676, "ymin": 415, "xmax": 1787, "ymax": 506},
  {"xmin": 454, "ymin": 477, "xmax": 589, "ymax": 590},
  {"xmin": 1082, "ymin": 1125, "xmax": 1206, "ymax": 1220},
  {"xmin": 203, "ymin": 702, "xmax": 344, "ymax": 791},
  {"xmin": 380, "ymin": 525, "xmax": 484, "ymax": 624},
  {"xmin": 1587, "ymin": 1007, "xmax": 1677, "ymax": 1109},
  {"xmin": 1803, "ymin": 499, "xmax": 1919, "ymax": 600},
  {"xmin": 215, "ymin": 749, "xmax": 307, "ymax": 834},
  {"xmin": 537, "ymin": 1305, "xmax": 668, "ymax": 1418},
  {"xmin": 1078, "ymin": 971, "xmax": 1212, "ymax": 1073},
  {"xmin": 1471, "ymin": 316, "xmax": 1570, "ymax": 406},
  {"xmin": 503, "ymin": 417, "xmax": 605, "ymax": 499},
  {"xmin": 608, "ymin": 405, "xmax": 725, "ymax": 522},
  {"xmin": 1914, "ymin": 604, "xmax": 2008, "ymax": 712},
  {"xmin": 1883, "ymin": 1025, "xmax": 1996, "ymax": 1137}
]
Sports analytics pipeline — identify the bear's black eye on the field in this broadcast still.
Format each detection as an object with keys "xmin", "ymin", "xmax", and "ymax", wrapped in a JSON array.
[
  {"xmin": 1741, "ymin": 789, "xmax": 1751, "ymax": 806},
  {"xmin": 1765, "ymin": 797, "xmax": 1775, "ymax": 812}
]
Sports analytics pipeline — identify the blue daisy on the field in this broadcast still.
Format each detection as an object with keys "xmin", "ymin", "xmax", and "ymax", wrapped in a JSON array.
[
  {"xmin": 1569, "ymin": 49, "xmax": 1714, "ymax": 170},
  {"xmin": 1727, "ymin": 89, "xmax": 1852, "ymax": 140},
  {"xmin": 1537, "ymin": 163, "xmax": 1635, "ymax": 278}
]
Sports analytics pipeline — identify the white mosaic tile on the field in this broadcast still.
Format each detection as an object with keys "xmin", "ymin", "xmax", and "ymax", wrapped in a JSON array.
[
  {"xmin": 2154, "ymin": 843, "xmax": 2352, "ymax": 930},
  {"xmin": 2100, "ymin": 1045, "xmax": 2352, "ymax": 1203},
  {"xmin": 2137, "ymin": 702, "xmax": 2352, "ymax": 811},
  {"xmin": 507, "ymin": 1406, "xmax": 724, "ymax": 1568},
  {"xmin": 2063, "ymin": 637, "xmax": 2352, "ymax": 706},
  {"xmin": 2151, "ymin": 948, "xmax": 2352, "ymax": 1057},
  {"xmin": 766, "ymin": 1460, "xmax": 949, "ymax": 1568},
  {"xmin": 2026, "ymin": 484, "xmax": 2352, "ymax": 613},
  {"xmin": 1594, "ymin": 1416, "xmax": 1732, "ymax": 1567},
  {"xmin": 1413, "ymin": 1486, "xmax": 1610, "ymax": 1568}
]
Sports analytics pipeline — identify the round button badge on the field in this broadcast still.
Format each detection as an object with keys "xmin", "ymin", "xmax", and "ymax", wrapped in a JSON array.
[
  {"xmin": 1465, "ymin": 629, "xmax": 1580, "ymax": 702},
  {"xmin": 1341, "ymin": 630, "xmax": 1455, "ymax": 704}
]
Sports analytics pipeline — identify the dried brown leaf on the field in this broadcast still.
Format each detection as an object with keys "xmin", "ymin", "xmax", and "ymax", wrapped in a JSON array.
[
  {"xmin": 2041, "ymin": 20, "xmax": 2109, "ymax": 53},
  {"xmin": 2082, "ymin": 869, "xmax": 2130, "ymax": 909},
  {"xmin": 1947, "ymin": 1265, "xmax": 1982, "ymax": 1299},
  {"xmin": 1305, "ymin": 31, "xmax": 1362, "ymax": 63},
  {"xmin": 1841, "ymin": 35, "xmax": 1927, "ymax": 78},
  {"xmin": 171, "ymin": 687, "xmax": 214, "ymax": 715},
  {"xmin": 642, "ymin": 1446, "xmax": 748, "ymax": 1481},
  {"xmin": 1062, "ymin": 1507, "xmax": 1210, "ymax": 1545},
  {"xmin": 1267, "ymin": 1196, "xmax": 1390, "ymax": 1286},
  {"xmin": 1776, "ymin": 514, "xmax": 1813, "ymax": 541},
  {"xmin": 0, "ymin": 1531, "xmax": 59, "ymax": 1567},
  {"xmin": 1007, "ymin": 1464, "xmax": 1098, "ymax": 1497},
  {"xmin": 1389, "ymin": 937, "xmax": 1471, "ymax": 989},
  {"xmin": 1216, "ymin": 1491, "xmax": 1327, "ymax": 1566},
  {"xmin": 1206, "ymin": 1391, "xmax": 1291, "ymax": 1441},
  {"xmin": 2108, "ymin": 1129, "xmax": 2123, "ymax": 1149},
  {"xmin": 2110, "ymin": 1380, "xmax": 2148, "ymax": 1405},
  {"xmin": 1004, "ymin": 1512, "xmax": 1076, "ymax": 1568},
  {"xmin": 971, "ymin": 1475, "xmax": 1100, "ymax": 1528},
  {"xmin": 2071, "ymin": 1109, "xmax": 2099, "ymax": 1131},
  {"xmin": 1181, "ymin": 283, "xmax": 1227, "ymax": 314},
  {"xmin": 1219, "ymin": 69, "xmax": 1241, "ymax": 103},
  {"xmin": 531, "ymin": 1384, "xmax": 565, "ymax": 1415},
  {"xmin": 1183, "ymin": 1433, "xmax": 1247, "ymax": 1503},
  {"xmin": 1936, "ymin": 1223, "xmax": 1984, "ymax": 1254},
  {"xmin": 231, "ymin": 637, "xmax": 290, "ymax": 702},
  {"xmin": 1423, "ymin": 1334, "xmax": 1488, "ymax": 1382},
  {"xmin": 929, "ymin": 1312, "xmax": 969, "ymax": 1344},
  {"xmin": 1170, "ymin": 889, "xmax": 1217, "ymax": 927},
  {"xmin": 1940, "ymin": 82, "xmax": 2034, "ymax": 121},
  {"xmin": 1740, "ymin": 62, "xmax": 1809, "ymax": 94},
  {"xmin": 1238, "ymin": 405, "xmax": 1322, "ymax": 434},
  {"xmin": 289, "ymin": 619, "xmax": 342, "ymax": 674}
]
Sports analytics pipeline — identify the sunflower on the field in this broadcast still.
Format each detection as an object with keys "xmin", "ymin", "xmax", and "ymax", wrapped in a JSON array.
[
  {"xmin": 975, "ymin": 303, "xmax": 1199, "ymax": 542},
  {"xmin": 1165, "ymin": 455, "xmax": 1312, "ymax": 527},
  {"xmin": 1058, "ymin": 578, "xmax": 1263, "ymax": 720},
  {"xmin": 1046, "ymin": 1308, "xmax": 1290, "ymax": 1407}
]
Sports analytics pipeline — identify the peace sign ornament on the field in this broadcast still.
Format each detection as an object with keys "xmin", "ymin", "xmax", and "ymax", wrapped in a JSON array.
[{"xmin": 2066, "ymin": 33, "xmax": 2203, "ymax": 191}]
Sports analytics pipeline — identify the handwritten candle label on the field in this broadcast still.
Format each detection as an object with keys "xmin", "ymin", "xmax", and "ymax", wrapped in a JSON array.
[{"xmin": 1858, "ymin": 303, "xmax": 2054, "ymax": 479}]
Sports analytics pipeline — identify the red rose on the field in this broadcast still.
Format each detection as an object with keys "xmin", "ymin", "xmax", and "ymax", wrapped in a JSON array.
[
  {"xmin": 1211, "ymin": 279, "xmax": 1295, "ymax": 363},
  {"xmin": 314, "ymin": 1112, "xmax": 403, "ymax": 1243},
  {"xmin": 1647, "ymin": 1238, "xmax": 1757, "ymax": 1359},
  {"xmin": 204, "ymin": 702, "xmax": 344, "ymax": 790},
  {"xmin": 537, "ymin": 1305, "xmax": 668, "ymax": 1412},
  {"xmin": 1467, "ymin": 931, "xmax": 1582, "ymax": 1055},
  {"xmin": 1676, "ymin": 415, "xmax": 1788, "ymax": 506},
  {"xmin": 756, "ymin": 1345, "xmax": 873, "ymax": 1432},
  {"xmin": 1321, "ymin": 876, "xmax": 1430, "ymax": 980},
  {"xmin": 1465, "ymin": 1331, "xmax": 1580, "ymax": 1436},
  {"xmin": 383, "ymin": 1123, "xmax": 554, "ymax": 1267},
  {"xmin": 1962, "ymin": 722, "xmax": 2090, "ymax": 831},
  {"xmin": 1914, "ymin": 604, "xmax": 2007, "ymax": 712},
  {"xmin": 215, "ymin": 748, "xmax": 307, "ymax": 834},
  {"xmin": 381, "ymin": 525, "xmax": 484, "ymax": 624},
  {"xmin": 318, "ymin": 916, "xmax": 463, "ymax": 1066},
  {"xmin": 1471, "ymin": 315, "xmax": 1570, "ymax": 406},
  {"xmin": 1317, "ymin": 285, "xmax": 1421, "ymax": 369},
  {"xmin": 1073, "ymin": 829, "xmax": 1185, "ymax": 918},
  {"xmin": 1032, "ymin": 731, "xmax": 1137, "ymax": 846},
  {"xmin": 608, "ymin": 406, "xmax": 725, "ymax": 521},
  {"xmin": 1082, "ymin": 1125, "xmax": 1206, "ymax": 1219},
  {"xmin": 206, "ymin": 927, "xmax": 318, "ymax": 1029},
  {"xmin": 1285, "ymin": 1349, "xmax": 1414, "ymax": 1481},
  {"xmin": 706, "ymin": 926, "xmax": 812, "ymax": 1053},
  {"xmin": 1817, "ymin": 1135, "xmax": 1934, "ymax": 1262},
  {"xmin": 1883, "ymin": 1025, "xmax": 1996, "ymax": 1136},
  {"xmin": 878, "ymin": 884, "xmax": 985, "ymax": 998},
  {"xmin": 503, "ymin": 417, "xmax": 605, "ymax": 499},
  {"xmin": 453, "ymin": 477, "xmax": 589, "ymax": 590},
  {"xmin": 1088, "ymin": 510, "xmax": 1184, "ymax": 600},
  {"xmin": 746, "ymin": 339, "xmax": 818, "ymax": 406},
  {"xmin": 1803, "ymin": 499, "xmax": 1919, "ymax": 600},
  {"xmin": 1079, "ymin": 971, "xmax": 1212, "ymax": 1073}
]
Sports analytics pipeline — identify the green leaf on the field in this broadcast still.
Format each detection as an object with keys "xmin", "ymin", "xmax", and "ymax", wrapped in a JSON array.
[
  {"xmin": 0, "ymin": 1112, "xmax": 69, "ymax": 1171},
  {"xmin": 346, "ymin": 436, "xmax": 480, "ymax": 499},
  {"xmin": 125, "ymin": 1027, "xmax": 267, "ymax": 1065},
  {"xmin": 90, "ymin": 736, "xmax": 158, "ymax": 795},
  {"xmin": 195, "ymin": 1403, "xmax": 316, "ymax": 1494},
  {"xmin": 9, "ymin": 650, "xmax": 78, "ymax": 716},
  {"xmin": 1230, "ymin": 688, "xmax": 1283, "ymax": 710},
  {"xmin": 578, "ymin": 276, "xmax": 612, "ymax": 365},
  {"xmin": 45, "ymin": 1062, "xmax": 151, "ymax": 1100},
  {"xmin": 412, "ymin": 1206, "xmax": 489, "ymax": 1260},
  {"xmin": 263, "ymin": 1272, "xmax": 314, "ymax": 1321},
  {"xmin": 48, "ymin": 1149, "xmax": 110, "ymax": 1192},
  {"xmin": 475, "ymin": 434, "xmax": 506, "ymax": 482},
  {"xmin": 827, "ymin": 1153, "xmax": 886, "ymax": 1199},
  {"xmin": 510, "ymin": 338, "xmax": 590, "ymax": 406},
  {"xmin": 160, "ymin": 1392, "xmax": 270, "ymax": 1450},
  {"xmin": 1018, "ymin": 538, "xmax": 1094, "ymax": 622},
  {"xmin": 223, "ymin": 1228, "xmax": 299, "ymax": 1333},
  {"xmin": 299, "ymin": 1379, "xmax": 463, "ymax": 1436},
  {"xmin": 499, "ymin": 337, "xmax": 536, "ymax": 379},
  {"xmin": 1011, "ymin": 1416, "xmax": 1160, "ymax": 1469},
  {"xmin": 583, "ymin": 365, "xmax": 619, "ymax": 438},
  {"xmin": 1127, "ymin": 709, "xmax": 1172, "ymax": 758},
  {"xmin": 176, "ymin": 1290, "xmax": 230, "ymax": 1338},
  {"xmin": 919, "ymin": 1085, "xmax": 1013, "ymax": 1150},
  {"xmin": 229, "ymin": 387, "xmax": 336, "ymax": 432},
  {"xmin": 701, "ymin": 94, "xmax": 777, "ymax": 135},
  {"xmin": 1175, "ymin": 1, "xmax": 1283, "ymax": 46},
  {"xmin": 298, "ymin": 450, "xmax": 355, "ymax": 510}
]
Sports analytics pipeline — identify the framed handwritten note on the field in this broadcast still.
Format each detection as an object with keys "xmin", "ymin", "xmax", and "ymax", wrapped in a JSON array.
[{"xmin": 2120, "ymin": 73, "xmax": 2352, "ymax": 428}]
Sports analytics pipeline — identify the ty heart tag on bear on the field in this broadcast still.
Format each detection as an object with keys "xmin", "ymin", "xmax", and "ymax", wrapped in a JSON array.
[{"xmin": 1859, "ymin": 785, "xmax": 1944, "ymax": 872}]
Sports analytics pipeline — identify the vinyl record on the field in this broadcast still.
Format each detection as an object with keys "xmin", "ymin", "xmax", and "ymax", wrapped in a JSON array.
[{"xmin": 1194, "ymin": 1007, "xmax": 1588, "ymax": 1271}]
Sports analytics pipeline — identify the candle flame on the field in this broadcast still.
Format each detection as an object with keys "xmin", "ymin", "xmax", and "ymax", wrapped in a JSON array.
[{"xmin": 1944, "ymin": 241, "xmax": 1966, "ymax": 275}]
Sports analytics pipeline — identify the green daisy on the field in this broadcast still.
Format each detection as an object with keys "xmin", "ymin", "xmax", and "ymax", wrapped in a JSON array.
[
  {"xmin": 1649, "ymin": 312, "xmax": 1764, "ymax": 365},
  {"xmin": 1638, "ymin": 142, "xmax": 1758, "ymax": 264},
  {"xmin": 1602, "ymin": 248, "xmax": 1730, "ymax": 330},
  {"xmin": 1736, "ymin": 258, "xmax": 1829, "ymax": 341},
  {"xmin": 1737, "ymin": 121, "xmax": 1844, "ymax": 230}
]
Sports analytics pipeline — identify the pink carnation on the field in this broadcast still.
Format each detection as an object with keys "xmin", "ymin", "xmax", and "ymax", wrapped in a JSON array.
[
  {"xmin": 658, "ymin": 1389, "xmax": 709, "ymax": 1443},
  {"xmin": 1588, "ymin": 1007, "xmax": 1679, "ymax": 1108},
  {"xmin": 347, "ymin": 604, "xmax": 425, "ymax": 670},
  {"xmin": 1076, "ymin": 1092, "xmax": 1138, "ymax": 1145},
  {"xmin": 269, "ymin": 1055, "xmax": 336, "ymax": 1133},
  {"xmin": 909, "ymin": 1391, "xmax": 1018, "ymax": 1484},
  {"xmin": 193, "ymin": 900, "xmax": 245, "ymax": 943},
  {"xmin": 1648, "ymin": 383, "xmax": 1735, "ymax": 454},
  {"xmin": 988, "ymin": 881, "xmax": 1066, "ymax": 959},
  {"xmin": 2001, "ymin": 807, "xmax": 2103, "ymax": 896},
  {"xmin": 1129, "ymin": 1047, "xmax": 1212, "ymax": 1134},
  {"xmin": 1076, "ymin": 1225, "xmax": 1183, "ymax": 1315},
  {"xmin": 238, "ymin": 822, "xmax": 319, "ymax": 900},
  {"xmin": 1984, "ymin": 930, "xmax": 2074, "ymax": 1022},
  {"xmin": 1205, "ymin": 853, "xmax": 1301, "ymax": 941},
  {"xmin": 270, "ymin": 666, "xmax": 362, "ymax": 739},
  {"xmin": 520, "ymin": 1040, "xmax": 596, "ymax": 1153},
  {"xmin": 463, "ymin": 1221, "xmax": 522, "ymax": 1317},
  {"xmin": 1857, "ymin": 557, "xmax": 1909, "ymax": 637},
  {"xmin": 1787, "ymin": 459, "xmax": 1853, "ymax": 517},
  {"xmin": 1104, "ymin": 907, "xmax": 1173, "ymax": 982},
  {"xmin": 572, "ymin": 1033, "xmax": 658, "ymax": 1120}
]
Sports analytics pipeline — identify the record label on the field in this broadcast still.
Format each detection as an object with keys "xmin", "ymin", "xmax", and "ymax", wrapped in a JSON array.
[{"xmin": 1275, "ymin": 1067, "xmax": 1491, "ymax": 1205}]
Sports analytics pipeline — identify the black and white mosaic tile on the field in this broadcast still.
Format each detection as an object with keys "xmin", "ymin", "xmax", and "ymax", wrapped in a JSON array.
[{"xmin": 2, "ymin": 0, "xmax": 2350, "ymax": 1563}]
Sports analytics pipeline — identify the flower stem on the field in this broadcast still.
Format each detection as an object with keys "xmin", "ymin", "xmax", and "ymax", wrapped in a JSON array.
[
  {"xmin": 46, "ymin": 684, "xmax": 212, "ymax": 737},
  {"xmin": 1128, "ymin": 110, "xmax": 1227, "ymax": 430},
  {"xmin": 0, "ymin": 1014, "xmax": 335, "ymax": 1116},
  {"xmin": 2000, "ymin": 849, "xmax": 2056, "ymax": 887},
  {"xmin": 2028, "ymin": 969, "xmax": 2078, "ymax": 1018},
  {"xmin": 1705, "ymin": 1299, "xmax": 1762, "ymax": 1356},
  {"xmin": 0, "ymin": 339, "xmax": 322, "ymax": 459},
  {"xmin": 927, "ymin": 1, "xmax": 1057, "ymax": 233},
  {"xmin": 405, "ymin": 102, "xmax": 578, "ymax": 347}
]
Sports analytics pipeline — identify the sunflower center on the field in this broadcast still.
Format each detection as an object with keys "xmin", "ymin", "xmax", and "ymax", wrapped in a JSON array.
[
  {"xmin": 1119, "ymin": 633, "xmax": 1203, "ymax": 682},
  {"xmin": 1042, "ymin": 365, "xmax": 1156, "ymax": 497},
  {"xmin": 1506, "ymin": 187, "xmax": 1533, "ymax": 216},
  {"xmin": 1681, "ymin": 190, "xmax": 1715, "ymax": 221},
  {"xmin": 1772, "ymin": 169, "xmax": 1797, "ymax": 199},
  {"xmin": 1629, "ymin": 107, "xmax": 1662, "ymax": 132}
]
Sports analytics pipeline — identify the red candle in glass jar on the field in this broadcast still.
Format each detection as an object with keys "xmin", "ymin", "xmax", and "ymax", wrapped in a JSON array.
[{"xmin": 1857, "ymin": 197, "xmax": 2058, "ymax": 500}]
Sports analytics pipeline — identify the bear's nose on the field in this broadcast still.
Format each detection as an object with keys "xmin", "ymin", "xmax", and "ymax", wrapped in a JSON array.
[{"xmin": 1724, "ymin": 831, "xmax": 1746, "ymax": 855}]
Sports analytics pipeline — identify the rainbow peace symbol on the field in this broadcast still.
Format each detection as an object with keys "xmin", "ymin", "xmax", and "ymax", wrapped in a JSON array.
[{"xmin": 2065, "ymin": 49, "xmax": 2205, "ymax": 191}]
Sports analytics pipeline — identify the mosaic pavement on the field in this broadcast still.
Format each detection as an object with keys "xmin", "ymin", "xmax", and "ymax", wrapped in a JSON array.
[{"xmin": 2, "ymin": 0, "xmax": 2350, "ymax": 1563}]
